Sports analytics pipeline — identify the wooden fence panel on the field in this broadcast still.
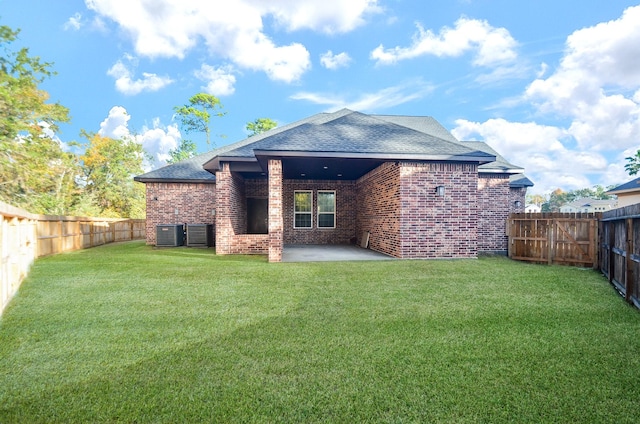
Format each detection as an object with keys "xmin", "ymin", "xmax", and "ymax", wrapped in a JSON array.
[
  {"xmin": 1, "ymin": 201, "xmax": 145, "ymax": 316},
  {"xmin": 508, "ymin": 213, "xmax": 601, "ymax": 268},
  {"xmin": 600, "ymin": 204, "xmax": 640, "ymax": 309}
]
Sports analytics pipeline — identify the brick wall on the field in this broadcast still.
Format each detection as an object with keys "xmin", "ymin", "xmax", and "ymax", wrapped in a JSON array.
[
  {"xmin": 477, "ymin": 174, "xmax": 510, "ymax": 253},
  {"xmin": 283, "ymin": 180, "xmax": 357, "ymax": 245},
  {"xmin": 399, "ymin": 162, "xmax": 478, "ymax": 258},
  {"xmin": 356, "ymin": 162, "xmax": 402, "ymax": 257},
  {"xmin": 144, "ymin": 182, "xmax": 216, "ymax": 245}
]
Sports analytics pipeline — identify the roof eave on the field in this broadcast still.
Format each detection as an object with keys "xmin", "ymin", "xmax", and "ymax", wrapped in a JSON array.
[
  {"xmin": 252, "ymin": 149, "xmax": 496, "ymax": 164},
  {"xmin": 134, "ymin": 177, "xmax": 216, "ymax": 184}
]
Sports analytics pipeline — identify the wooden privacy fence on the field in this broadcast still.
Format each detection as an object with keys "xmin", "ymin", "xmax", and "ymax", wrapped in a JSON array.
[
  {"xmin": 1, "ymin": 201, "xmax": 145, "ymax": 315},
  {"xmin": 507, "ymin": 212, "xmax": 601, "ymax": 268},
  {"xmin": 599, "ymin": 204, "xmax": 640, "ymax": 309}
]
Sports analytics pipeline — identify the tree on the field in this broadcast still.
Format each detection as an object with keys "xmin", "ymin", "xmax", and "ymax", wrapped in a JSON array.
[
  {"xmin": 246, "ymin": 117, "xmax": 277, "ymax": 136},
  {"xmin": 173, "ymin": 93, "xmax": 224, "ymax": 147},
  {"xmin": 0, "ymin": 24, "xmax": 73, "ymax": 213},
  {"xmin": 526, "ymin": 193, "xmax": 546, "ymax": 207},
  {"xmin": 541, "ymin": 185, "xmax": 615, "ymax": 212},
  {"xmin": 167, "ymin": 139, "xmax": 197, "ymax": 164},
  {"xmin": 625, "ymin": 149, "xmax": 640, "ymax": 176},
  {"xmin": 79, "ymin": 131, "xmax": 148, "ymax": 218}
]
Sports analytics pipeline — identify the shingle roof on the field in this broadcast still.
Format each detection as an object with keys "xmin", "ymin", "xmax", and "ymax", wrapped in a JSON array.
[
  {"xmin": 509, "ymin": 174, "xmax": 534, "ymax": 188},
  {"xmin": 220, "ymin": 110, "xmax": 491, "ymax": 160},
  {"xmin": 134, "ymin": 109, "xmax": 531, "ymax": 184},
  {"xmin": 607, "ymin": 177, "xmax": 640, "ymax": 194},
  {"xmin": 134, "ymin": 150, "xmax": 218, "ymax": 183}
]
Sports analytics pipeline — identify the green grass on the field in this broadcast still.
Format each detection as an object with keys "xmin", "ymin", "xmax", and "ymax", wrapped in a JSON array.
[{"xmin": 1, "ymin": 241, "xmax": 639, "ymax": 423}]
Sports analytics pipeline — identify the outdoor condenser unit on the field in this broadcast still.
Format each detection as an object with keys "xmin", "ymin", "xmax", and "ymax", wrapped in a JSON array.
[
  {"xmin": 156, "ymin": 224, "xmax": 184, "ymax": 247},
  {"xmin": 186, "ymin": 224, "xmax": 213, "ymax": 247}
]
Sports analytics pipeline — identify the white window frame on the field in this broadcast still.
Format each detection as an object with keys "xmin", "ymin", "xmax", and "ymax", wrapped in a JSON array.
[
  {"xmin": 317, "ymin": 190, "xmax": 336, "ymax": 229},
  {"xmin": 293, "ymin": 190, "xmax": 313, "ymax": 229}
]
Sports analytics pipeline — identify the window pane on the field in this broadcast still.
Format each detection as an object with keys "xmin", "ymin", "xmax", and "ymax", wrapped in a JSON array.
[
  {"xmin": 294, "ymin": 192, "xmax": 311, "ymax": 212},
  {"xmin": 318, "ymin": 214, "xmax": 334, "ymax": 228},
  {"xmin": 318, "ymin": 192, "xmax": 335, "ymax": 213},
  {"xmin": 295, "ymin": 214, "xmax": 312, "ymax": 228}
]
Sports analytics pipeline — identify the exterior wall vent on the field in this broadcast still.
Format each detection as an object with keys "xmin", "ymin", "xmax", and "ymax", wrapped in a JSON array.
[
  {"xmin": 156, "ymin": 224, "xmax": 184, "ymax": 247},
  {"xmin": 186, "ymin": 224, "xmax": 214, "ymax": 247}
]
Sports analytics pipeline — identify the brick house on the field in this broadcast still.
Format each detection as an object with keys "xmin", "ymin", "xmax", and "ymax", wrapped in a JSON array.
[{"xmin": 135, "ymin": 109, "xmax": 532, "ymax": 262}]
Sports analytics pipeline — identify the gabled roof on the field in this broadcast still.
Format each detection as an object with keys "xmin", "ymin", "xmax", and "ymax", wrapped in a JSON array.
[{"xmin": 606, "ymin": 177, "xmax": 640, "ymax": 194}]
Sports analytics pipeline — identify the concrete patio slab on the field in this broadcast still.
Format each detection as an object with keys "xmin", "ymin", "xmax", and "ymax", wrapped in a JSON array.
[{"xmin": 282, "ymin": 244, "xmax": 394, "ymax": 262}]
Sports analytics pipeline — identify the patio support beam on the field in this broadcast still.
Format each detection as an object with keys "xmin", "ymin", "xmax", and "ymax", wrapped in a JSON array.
[{"xmin": 268, "ymin": 159, "xmax": 283, "ymax": 262}]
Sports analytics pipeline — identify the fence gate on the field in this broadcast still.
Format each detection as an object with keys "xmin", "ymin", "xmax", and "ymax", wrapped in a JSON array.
[{"xmin": 507, "ymin": 213, "xmax": 600, "ymax": 268}]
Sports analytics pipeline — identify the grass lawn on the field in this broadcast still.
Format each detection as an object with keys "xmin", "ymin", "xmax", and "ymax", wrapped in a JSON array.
[{"xmin": 1, "ymin": 241, "xmax": 639, "ymax": 423}]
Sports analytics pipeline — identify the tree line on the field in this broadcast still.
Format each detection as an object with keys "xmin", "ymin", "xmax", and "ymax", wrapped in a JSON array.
[{"xmin": 0, "ymin": 24, "xmax": 275, "ymax": 218}]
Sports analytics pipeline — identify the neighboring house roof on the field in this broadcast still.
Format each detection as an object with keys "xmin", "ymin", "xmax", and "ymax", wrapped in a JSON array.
[
  {"xmin": 560, "ymin": 197, "xmax": 617, "ymax": 211},
  {"xmin": 135, "ymin": 109, "xmax": 532, "ymax": 186},
  {"xmin": 606, "ymin": 177, "xmax": 640, "ymax": 195}
]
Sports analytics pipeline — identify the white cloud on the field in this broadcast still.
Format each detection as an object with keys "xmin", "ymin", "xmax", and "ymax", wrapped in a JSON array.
[
  {"xmin": 85, "ymin": 0, "xmax": 378, "ymax": 82},
  {"xmin": 107, "ymin": 59, "xmax": 174, "ymax": 95},
  {"xmin": 195, "ymin": 64, "xmax": 237, "ymax": 96},
  {"xmin": 98, "ymin": 106, "xmax": 131, "ymax": 139},
  {"xmin": 370, "ymin": 17, "xmax": 518, "ymax": 67},
  {"xmin": 291, "ymin": 79, "xmax": 434, "ymax": 111},
  {"xmin": 137, "ymin": 119, "xmax": 181, "ymax": 166},
  {"xmin": 320, "ymin": 51, "xmax": 352, "ymax": 70},
  {"xmin": 525, "ymin": 4, "xmax": 640, "ymax": 151},
  {"xmin": 263, "ymin": 0, "xmax": 381, "ymax": 34},
  {"xmin": 451, "ymin": 118, "xmax": 603, "ymax": 194},
  {"xmin": 64, "ymin": 12, "xmax": 83, "ymax": 31},
  {"xmin": 97, "ymin": 106, "xmax": 181, "ymax": 169}
]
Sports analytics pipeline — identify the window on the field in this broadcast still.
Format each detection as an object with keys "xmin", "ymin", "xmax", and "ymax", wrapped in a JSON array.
[
  {"xmin": 317, "ymin": 191, "xmax": 336, "ymax": 228},
  {"xmin": 294, "ymin": 191, "xmax": 312, "ymax": 228}
]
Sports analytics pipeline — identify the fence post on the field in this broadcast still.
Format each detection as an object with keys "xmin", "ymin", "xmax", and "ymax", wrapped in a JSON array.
[
  {"xmin": 625, "ymin": 218, "xmax": 634, "ymax": 303},
  {"xmin": 547, "ymin": 219, "xmax": 554, "ymax": 265}
]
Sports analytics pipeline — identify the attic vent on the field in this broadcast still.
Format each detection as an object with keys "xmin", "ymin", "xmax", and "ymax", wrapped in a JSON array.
[
  {"xmin": 156, "ymin": 224, "xmax": 184, "ymax": 247},
  {"xmin": 186, "ymin": 224, "xmax": 214, "ymax": 247}
]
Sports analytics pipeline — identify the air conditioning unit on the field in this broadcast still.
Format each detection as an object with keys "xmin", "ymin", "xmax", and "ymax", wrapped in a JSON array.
[
  {"xmin": 156, "ymin": 224, "xmax": 184, "ymax": 247},
  {"xmin": 186, "ymin": 224, "xmax": 213, "ymax": 247}
]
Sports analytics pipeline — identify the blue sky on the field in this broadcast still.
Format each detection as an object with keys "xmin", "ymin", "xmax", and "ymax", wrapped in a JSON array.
[{"xmin": 2, "ymin": 0, "xmax": 640, "ymax": 195}]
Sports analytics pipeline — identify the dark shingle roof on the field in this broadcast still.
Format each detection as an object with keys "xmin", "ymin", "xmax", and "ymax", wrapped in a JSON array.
[
  {"xmin": 607, "ymin": 177, "xmax": 640, "ymax": 194},
  {"xmin": 221, "ymin": 111, "xmax": 492, "ymax": 160},
  {"xmin": 134, "ymin": 109, "xmax": 532, "ymax": 183},
  {"xmin": 134, "ymin": 150, "xmax": 218, "ymax": 183},
  {"xmin": 509, "ymin": 174, "xmax": 534, "ymax": 188}
]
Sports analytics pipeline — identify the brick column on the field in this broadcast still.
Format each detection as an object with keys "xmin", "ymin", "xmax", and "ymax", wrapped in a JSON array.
[
  {"xmin": 268, "ymin": 159, "xmax": 283, "ymax": 262},
  {"xmin": 215, "ymin": 163, "xmax": 232, "ymax": 255}
]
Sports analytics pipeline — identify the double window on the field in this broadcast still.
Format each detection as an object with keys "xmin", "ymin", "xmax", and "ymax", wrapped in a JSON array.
[{"xmin": 294, "ymin": 190, "xmax": 336, "ymax": 229}]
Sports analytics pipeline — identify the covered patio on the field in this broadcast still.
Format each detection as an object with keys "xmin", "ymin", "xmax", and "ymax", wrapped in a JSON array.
[{"xmin": 282, "ymin": 244, "xmax": 394, "ymax": 262}]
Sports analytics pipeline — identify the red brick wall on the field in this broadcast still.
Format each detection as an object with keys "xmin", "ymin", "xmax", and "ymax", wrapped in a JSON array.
[
  {"xmin": 356, "ymin": 162, "xmax": 401, "ymax": 257},
  {"xmin": 283, "ymin": 180, "xmax": 357, "ymax": 245},
  {"xmin": 144, "ymin": 182, "xmax": 216, "ymax": 245},
  {"xmin": 399, "ymin": 162, "xmax": 478, "ymax": 258},
  {"xmin": 477, "ymin": 174, "xmax": 509, "ymax": 253}
]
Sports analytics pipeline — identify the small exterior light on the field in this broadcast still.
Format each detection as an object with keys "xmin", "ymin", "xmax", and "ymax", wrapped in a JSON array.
[
  {"xmin": 514, "ymin": 200, "xmax": 522, "ymax": 208},
  {"xmin": 435, "ymin": 186, "xmax": 445, "ymax": 197}
]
